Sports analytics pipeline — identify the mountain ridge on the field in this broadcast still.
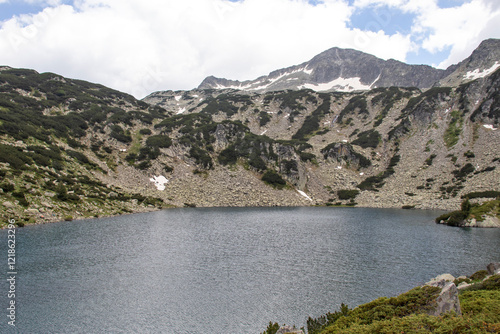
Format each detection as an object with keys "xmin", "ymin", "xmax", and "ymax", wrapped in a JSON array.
[
  {"xmin": 0, "ymin": 39, "xmax": 499, "ymax": 226},
  {"xmin": 198, "ymin": 39, "xmax": 500, "ymax": 93}
]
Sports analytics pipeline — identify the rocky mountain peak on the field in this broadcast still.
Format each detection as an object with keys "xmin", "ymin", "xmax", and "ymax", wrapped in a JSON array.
[
  {"xmin": 439, "ymin": 38, "xmax": 500, "ymax": 86},
  {"xmin": 197, "ymin": 39, "xmax": 500, "ymax": 94}
]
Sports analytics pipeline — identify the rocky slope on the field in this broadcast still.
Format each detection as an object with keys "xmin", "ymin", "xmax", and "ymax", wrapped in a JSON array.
[{"xmin": 1, "ymin": 40, "xmax": 499, "ymax": 226}]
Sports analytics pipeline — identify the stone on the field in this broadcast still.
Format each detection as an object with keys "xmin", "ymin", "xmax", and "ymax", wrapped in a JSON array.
[
  {"xmin": 457, "ymin": 282, "xmax": 472, "ymax": 290},
  {"xmin": 3, "ymin": 201, "xmax": 14, "ymax": 208},
  {"xmin": 487, "ymin": 262, "xmax": 500, "ymax": 275},
  {"xmin": 41, "ymin": 201, "xmax": 53, "ymax": 209},
  {"xmin": 426, "ymin": 280, "xmax": 461, "ymax": 316},
  {"xmin": 276, "ymin": 325, "xmax": 304, "ymax": 334},
  {"xmin": 426, "ymin": 274, "xmax": 455, "ymax": 286},
  {"xmin": 108, "ymin": 192, "xmax": 118, "ymax": 198},
  {"xmin": 26, "ymin": 208, "xmax": 39, "ymax": 215}
]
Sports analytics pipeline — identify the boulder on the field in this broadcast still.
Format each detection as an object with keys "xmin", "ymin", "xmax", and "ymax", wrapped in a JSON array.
[
  {"xmin": 276, "ymin": 326, "xmax": 304, "ymax": 334},
  {"xmin": 3, "ymin": 201, "xmax": 15, "ymax": 208},
  {"xmin": 26, "ymin": 208, "xmax": 39, "ymax": 215},
  {"xmin": 457, "ymin": 282, "xmax": 472, "ymax": 290},
  {"xmin": 487, "ymin": 262, "xmax": 500, "ymax": 275},
  {"xmin": 426, "ymin": 279, "xmax": 461, "ymax": 316},
  {"xmin": 426, "ymin": 274, "xmax": 455, "ymax": 286}
]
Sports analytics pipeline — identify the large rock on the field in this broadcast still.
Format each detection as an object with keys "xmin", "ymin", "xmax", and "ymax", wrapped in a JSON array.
[
  {"xmin": 487, "ymin": 262, "xmax": 500, "ymax": 275},
  {"xmin": 276, "ymin": 325, "xmax": 304, "ymax": 334},
  {"xmin": 3, "ymin": 201, "xmax": 15, "ymax": 208},
  {"xmin": 426, "ymin": 278, "xmax": 462, "ymax": 316},
  {"xmin": 426, "ymin": 274, "xmax": 455, "ymax": 286}
]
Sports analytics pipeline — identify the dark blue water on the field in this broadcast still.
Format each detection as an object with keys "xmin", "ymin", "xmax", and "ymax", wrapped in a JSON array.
[{"xmin": 1, "ymin": 207, "xmax": 499, "ymax": 333}]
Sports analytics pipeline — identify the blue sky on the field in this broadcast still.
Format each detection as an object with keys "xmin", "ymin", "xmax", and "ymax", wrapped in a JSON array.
[{"xmin": 0, "ymin": 0, "xmax": 499, "ymax": 98}]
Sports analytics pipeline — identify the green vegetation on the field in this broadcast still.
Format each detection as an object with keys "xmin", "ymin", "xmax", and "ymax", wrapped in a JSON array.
[
  {"xmin": 292, "ymin": 94, "xmax": 331, "ymax": 140},
  {"xmin": 357, "ymin": 154, "xmax": 400, "ymax": 191},
  {"xmin": 436, "ymin": 198, "xmax": 500, "ymax": 226},
  {"xmin": 371, "ymin": 87, "xmax": 412, "ymax": 127},
  {"xmin": 259, "ymin": 111, "xmax": 271, "ymax": 127},
  {"xmin": 461, "ymin": 190, "xmax": 500, "ymax": 199},
  {"xmin": 424, "ymin": 154, "xmax": 437, "ymax": 166},
  {"xmin": 145, "ymin": 134, "xmax": 172, "ymax": 148},
  {"xmin": 337, "ymin": 189, "xmax": 360, "ymax": 200},
  {"xmin": 261, "ymin": 170, "xmax": 287, "ymax": 189},
  {"xmin": 260, "ymin": 322, "xmax": 280, "ymax": 334},
  {"xmin": 444, "ymin": 110, "xmax": 464, "ymax": 148},
  {"xmin": 338, "ymin": 95, "xmax": 368, "ymax": 124},
  {"xmin": 304, "ymin": 272, "xmax": 500, "ymax": 334},
  {"xmin": 351, "ymin": 129, "xmax": 381, "ymax": 149}
]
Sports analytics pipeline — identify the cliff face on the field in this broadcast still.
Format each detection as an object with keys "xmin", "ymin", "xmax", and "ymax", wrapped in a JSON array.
[{"xmin": 1, "ymin": 41, "xmax": 500, "ymax": 226}]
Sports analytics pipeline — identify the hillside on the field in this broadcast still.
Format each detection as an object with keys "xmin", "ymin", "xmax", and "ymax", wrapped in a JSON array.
[
  {"xmin": 263, "ymin": 264, "xmax": 500, "ymax": 334},
  {"xmin": 1, "ymin": 41, "xmax": 500, "ymax": 226}
]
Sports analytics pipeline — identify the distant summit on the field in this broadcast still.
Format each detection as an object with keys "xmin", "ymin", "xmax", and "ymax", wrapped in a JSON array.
[{"xmin": 198, "ymin": 39, "xmax": 500, "ymax": 92}]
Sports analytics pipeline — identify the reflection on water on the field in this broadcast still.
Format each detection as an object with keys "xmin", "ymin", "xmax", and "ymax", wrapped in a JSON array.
[{"xmin": 1, "ymin": 207, "xmax": 499, "ymax": 333}]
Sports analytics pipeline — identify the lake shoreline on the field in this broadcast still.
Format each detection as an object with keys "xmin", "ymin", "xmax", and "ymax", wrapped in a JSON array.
[{"xmin": 3, "ymin": 202, "xmax": 452, "ymax": 228}]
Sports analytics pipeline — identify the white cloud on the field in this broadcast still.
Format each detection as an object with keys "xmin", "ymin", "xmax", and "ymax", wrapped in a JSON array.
[
  {"xmin": 0, "ymin": 0, "xmax": 498, "ymax": 98},
  {"xmin": 412, "ymin": 0, "xmax": 500, "ymax": 68},
  {"xmin": 0, "ymin": 0, "xmax": 418, "ymax": 98}
]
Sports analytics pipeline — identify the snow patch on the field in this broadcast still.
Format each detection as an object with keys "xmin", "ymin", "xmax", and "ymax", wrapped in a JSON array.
[
  {"xmin": 174, "ymin": 95, "xmax": 182, "ymax": 102},
  {"xmin": 464, "ymin": 61, "xmax": 500, "ymax": 80},
  {"xmin": 483, "ymin": 124, "xmax": 498, "ymax": 130},
  {"xmin": 150, "ymin": 175, "xmax": 168, "ymax": 191},
  {"xmin": 260, "ymin": 129, "xmax": 268, "ymax": 135},
  {"xmin": 303, "ymin": 66, "xmax": 313, "ymax": 75},
  {"xmin": 299, "ymin": 77, "xmax": 371, "ymax": 92},
  {"xmin": 297, "ymin": 190, "xmax": 312, "ymax": 201},
  {"xmin": 176, "ymin": 107, "xmax": 186, "ymax": 114}
]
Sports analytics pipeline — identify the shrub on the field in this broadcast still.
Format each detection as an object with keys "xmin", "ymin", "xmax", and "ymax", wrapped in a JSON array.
[
  {"xmin": 337, "ymin": 189, "xmax": 360, "ymax": 200},
  {"xmin": 1, "ymin": 182, "xmax": 14, "ymax": 192},
  {"xmin": 259, "ymin": 111, "xmax": 271, "ymax": 127},
  {"xmin": 464, "ymin": 150, "xmax": 475, "ymax": 158},
  {"xmin": 352, "ymin": 130, "xmax": 381, "ymax": 148},
  {"xmin": 300, "ymin": 152, "xmax": 316, "ymax": 162},
  {"xmin": 110, "ymin": 125, "xmax": 132, "ymax": 143},
  {"xmin": 189, "ymin": 146, "xmax": 213, "ymax": 169},
  {"xmin": 139, "ymin": 128, "xmax": 152, "ymax": 135},
  {"xmin": 425, "ymin": 154, "xmax": 437, "ymax": 166},
  {"xmin": 462, "ymin": 191, "xmax": 500, "ymax": 199},
  {"xmin": 248, "ymin": 154, "xmax": 267, "ymax": 171},
  {"xmin": 145, "ymin": 134, "xmax": 172, "ymax": 148},
  {"xmin": 261, "ymin": 322, "xmax": 280, "ymax": 334},
  {"xmin": 468, "ymin": 270, "xmax": 490, "ymax": 282},
  {"xmin": 261, "ymin": 170, "xmax": 286, "ymax": 189},
  {"xmin": 453, "ymin": 163, "xmax": 475, "ymax": 179},
  {"xmin": 218, "ymin": 146, "xmax": 238, "ymax": 165}
]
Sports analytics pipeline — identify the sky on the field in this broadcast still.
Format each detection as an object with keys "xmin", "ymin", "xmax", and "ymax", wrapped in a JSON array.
[{"xmin": 0, "ymin": 0, "xmax": 499, "ymax": 98}]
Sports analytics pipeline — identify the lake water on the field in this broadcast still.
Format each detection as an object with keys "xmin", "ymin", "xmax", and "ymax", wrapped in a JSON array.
[{"xmin": 1, "ymin": 207, "xmax": 499, "ymax": 333}]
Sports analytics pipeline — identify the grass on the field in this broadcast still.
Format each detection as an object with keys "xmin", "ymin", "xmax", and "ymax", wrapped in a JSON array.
[
  {"xmin": 314, "ymin": 275, "xmax": 500, "ymax": 334},
  {"xmin": 469, "ymin": 200, "xmax": 500, "ymax": 222},
  {"xmin": 444, "ymin": 110, "xmax": 464, "ymax": 148}
]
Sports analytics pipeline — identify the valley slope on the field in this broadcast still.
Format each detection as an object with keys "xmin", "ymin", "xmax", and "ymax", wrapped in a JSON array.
[{"xmin": 1, "ymin": 40, "xmax": 499, "ymax": 226}]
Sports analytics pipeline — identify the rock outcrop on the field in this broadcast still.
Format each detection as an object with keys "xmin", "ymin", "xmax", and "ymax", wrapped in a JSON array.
[{"xmin": 425, "ymin": 275, "xmax": 462, "ymax": 316}]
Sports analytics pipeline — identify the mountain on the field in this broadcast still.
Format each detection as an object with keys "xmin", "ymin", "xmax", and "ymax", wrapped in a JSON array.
[
  {"xmin": 1, "ymin": 39, "xmax": 500, "ymax": 226},
  {"xmin": 438, "ymin": 39, "xmax": 500, "ymax": 87},
  {"xmin": 198, "ymin": 39, "xmax": 500, "ymax": 93}
]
